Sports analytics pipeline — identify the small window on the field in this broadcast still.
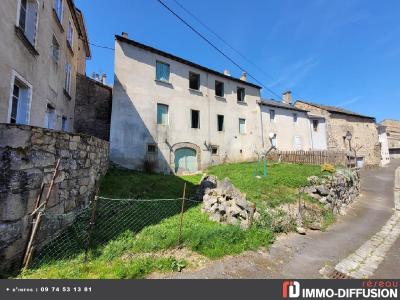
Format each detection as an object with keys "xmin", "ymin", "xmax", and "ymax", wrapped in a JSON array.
[
  {"xmin": 270, "ymin": 110, "xmax": 275, "ymax": 122},
  {"xmin": 62, "ymin": 116, "xmax": 68, "ymax": 131},
  {"xmin": 239, "ymin": 118, "xmax": 246, "ymax": 134},
  {"xmin": 293, "ymin": 113, "xmax": 298, "ymax": 124},
  {"xmin": 67, "ymin": 20, "xmax": 74, "ymax": 48},
  {"xmin": 10, "ymin": 77, "xmax": 30, "ymax": 125},
  {"xmin": 157, "ymin": 103, "xmax": 169, "ymax": 125},
  {"xmin": 215, "ymin": 81, "xmax": 224, "ymax": 97},
  {"xmin": 64, "ymin": 63, "xmax": 71, "ymax": 93},
  {"xmin": 313, "ymin": 120, "xmax": 319, "ymax": 132},
  {"xmin": 51, "ymin": 36, "xmax": 60, "ymax": 63},
  {"xmin": 147, "ymin": 144, "xmax": 157, "ymax": 154},
  {"xmin": 44, "ymin": 104, "xmax": 56, "ymax": 129},
  {"xmin": 237, "ymin": 87, "xmax": 245, "ymax": 102},
  {"xmin": 271, "ymin": 135, "xmax": 277, "ymax": 147},
  {"xmin": 18, "ymin": 0, "xmax": 39, "ymax": 46},
  {"xmin": 211, "ymin": 146, "xmax": 219, "ymax": 155},
  {"xmin": 217, "ymin": 115, "xmax": 224, "ymax": 132},
  {"xmin": 53, "ymin": 0, "xmax": 63, "ymax": 22},
  {"xmin": 191, "ymin": 110, "xmax": 200, "ymax": 129},
  {"xmin": 156, "ymin": 61, "xmax": 170, "ymax": 82},
  {"xmin": 189, "ymin": 72, "xmax": 200, "ymax": 90}
]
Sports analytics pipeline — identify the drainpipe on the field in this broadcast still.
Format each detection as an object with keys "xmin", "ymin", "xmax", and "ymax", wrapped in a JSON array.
[{"xmin": 258, "ymin": 101, "xmax": 265, "ymax": 149}]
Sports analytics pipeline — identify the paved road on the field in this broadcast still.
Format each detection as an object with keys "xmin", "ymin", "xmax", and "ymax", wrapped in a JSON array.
[{"xmin": 159, "ymin": 160, "xmax": 400, "ymax": 279}]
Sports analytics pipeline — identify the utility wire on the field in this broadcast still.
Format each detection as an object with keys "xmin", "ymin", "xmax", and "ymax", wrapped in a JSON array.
[
  {"xmin": 89, "ymin": 42, "xmax": 115, "ymax": 51},
  {"xmin": 156, "ymin": 0, "xmax": 282, "ymax": 99}
]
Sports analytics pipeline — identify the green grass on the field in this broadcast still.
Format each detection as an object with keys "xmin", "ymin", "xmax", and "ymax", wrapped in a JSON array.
[
  {"xmin": 20, "ymin": 162, "xmax": 325, "ymax": 279},
  {"xmin": 207, "ymin": 161, "xmax": 322, "ymax": 207}
]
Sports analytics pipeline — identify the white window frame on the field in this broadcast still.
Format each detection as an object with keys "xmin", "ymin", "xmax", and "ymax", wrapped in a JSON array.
[
  {"xmin": 239, "ymin": 118, "xmax": 246, "ymax": 134},
  {"xmin": 16, "ymin": 0, "xmax": 40, "ymax": 47},
  {"xmin": 64, "ymin": 63, "xmax": 72, "ymax": 93},
  {"xmin": 7, "ymin": 70, "xmax": 32, "ymax": 125},
  {"xmin": 67, "ymin": 19, "xmax": 74, "ymax": 49},
  {"xmin": 53, "ymin": 0, "xmax": 63, "ymax": 23}
]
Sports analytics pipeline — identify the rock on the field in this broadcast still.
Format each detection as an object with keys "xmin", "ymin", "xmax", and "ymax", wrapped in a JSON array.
[
  {"xmin": 319, "ymin": 197, "xmax": 327, "ymax": 204},
  {"xmin": 296, "ymin": 226, "xmax": 306, "ymax": 235},
  {"xmin": 316, "ymin": 185, "xmax": 330, "ymax": 196}
]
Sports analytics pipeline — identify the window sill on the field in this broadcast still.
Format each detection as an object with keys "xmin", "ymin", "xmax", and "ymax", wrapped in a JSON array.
[
  {"xmin": 15, "ymin": 26, "xmax": 39, "ymax": 56},
  {"xmin": 215, "ymin": 96, "xmax": 226, "ymax": 102},
  {"xmin": 155, "ymin": 79, "xmax": 173, "ymax": 88},
  {"xmin": 53, "ymin": 9, "xmax": 65, "ymax": 32},
  {"xmin": 67, "ymin": 42, "xmax": 74, "ymax": 56},
  {"xmin": 237, "ymin": 101, "xmax": 247, "ymax": 105},
  {"xmin": 63, "ymin": 89, "xmax": 72, "ymax": 100},
  {"xmin": 189, "ymin": 88, "xmax": 203, "ymax": 96}
]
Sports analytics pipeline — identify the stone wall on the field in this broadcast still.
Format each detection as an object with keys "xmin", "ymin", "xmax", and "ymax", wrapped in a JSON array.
[
  {"xmin": 74, "ymin": 74, "xmax": 112, "ymax": 141},
  {"xmin": 0, "ymin": 124, "xmax": 109, "ymax": 275}
]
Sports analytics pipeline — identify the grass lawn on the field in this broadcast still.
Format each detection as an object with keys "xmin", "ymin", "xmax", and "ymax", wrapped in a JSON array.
[{"xmin": 20, "ymin": 162, "xmax": 322, "ymax": 279}]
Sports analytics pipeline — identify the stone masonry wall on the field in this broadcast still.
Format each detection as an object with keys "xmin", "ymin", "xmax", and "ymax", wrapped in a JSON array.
[
  {"xmin": 0, "ymin": 124, "xmax": 109, "ymax": 275},
  {"xmin": 74, "ymin": 74, "xmax": 112, "ymax": 141}
]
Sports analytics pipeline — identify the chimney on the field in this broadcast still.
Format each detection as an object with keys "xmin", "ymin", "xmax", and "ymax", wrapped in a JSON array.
[
  {"xmin": 121, "ymin": 32, "xmax": 129, "ymax": 38},
  {"xmin": 282, "ymin": 91, "xmax": 292, "ymax": 104},
  {"xmin": 224, "ymin": 69, "xmax": 231, "ymax": 76},
  {"xmin": 101, "ymin": 74, "xmax": 107, "ymax": 85},
  {"xmin": 240, "ymin": 72, "xmax": 247, "ymax": 81}
]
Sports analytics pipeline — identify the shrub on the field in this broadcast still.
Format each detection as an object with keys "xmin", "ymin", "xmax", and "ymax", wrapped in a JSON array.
[{"xmin": 321, "ymin": 163, "xmax": 335, "ymax": 173}]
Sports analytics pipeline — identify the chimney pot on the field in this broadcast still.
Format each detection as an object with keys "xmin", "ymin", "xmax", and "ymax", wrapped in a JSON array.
[
  {"xmin": 224, "ymin": 69, "xmax": 231, "ymax": 76},
  {"xmin": 122, "ymin": 32, "xmax": 129, "ymax": 38},
  {"xmin": 240, "ymin": 72, "xmax": 247, "ymax": 81},
  {"xmin": 282, "ymin": 91, "xmax": 292, "ymax": 104},
  {"xmin": 101, "ymin": 74, "xmax": 107, "ymax": 85}
]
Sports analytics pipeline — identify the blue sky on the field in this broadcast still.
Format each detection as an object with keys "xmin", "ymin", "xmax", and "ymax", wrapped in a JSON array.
[{"xmin": 75, "ymin": 0, "xmax": 399, "ymax": 122}]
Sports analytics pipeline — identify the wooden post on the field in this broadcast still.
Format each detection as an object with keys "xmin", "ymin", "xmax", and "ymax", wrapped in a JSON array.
[
  {"xmin": 177, "ymin": 182, "xmax": 187, "ymax": 247},
  {"xmin": 22, "ymin": 159, "xmax": 61, "ymax": 270}
]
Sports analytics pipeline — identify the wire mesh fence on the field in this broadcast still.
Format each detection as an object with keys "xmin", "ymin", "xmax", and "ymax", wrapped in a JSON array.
[{"xmin": 28, "ymin": 195, "xmax": 201, "ymax": 270}]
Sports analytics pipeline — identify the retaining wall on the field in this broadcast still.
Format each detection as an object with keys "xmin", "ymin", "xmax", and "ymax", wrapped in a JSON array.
[{"xmin": 0, "ymin": 124, "xmax": 109, "ymax": 275}]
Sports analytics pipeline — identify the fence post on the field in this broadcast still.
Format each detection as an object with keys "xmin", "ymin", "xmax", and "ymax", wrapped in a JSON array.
[
  {"xmin": 85, "ymin": 189, "xmax": 99, "ymax": 262},
  {"xmin": 177, "ymin": 182, "xmax": 187, "ymax": 247}
]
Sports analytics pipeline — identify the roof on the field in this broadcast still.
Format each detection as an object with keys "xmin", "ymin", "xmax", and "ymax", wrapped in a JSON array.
[
  {"xmin": 115, "ymin": 35, "xmax": 262, "ymax": 89},
  {"xmin": 259, "ymin": 99, "xmax": 309, "ymax": 113},
  {"xmin": 295, "ymin": 100, "xmax": 376, "ymax": 121}
]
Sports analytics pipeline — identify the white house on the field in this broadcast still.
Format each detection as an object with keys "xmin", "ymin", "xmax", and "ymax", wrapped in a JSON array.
[{"xmin": 377, "ymin": 124, "xmax": 391, "ymax": 166}]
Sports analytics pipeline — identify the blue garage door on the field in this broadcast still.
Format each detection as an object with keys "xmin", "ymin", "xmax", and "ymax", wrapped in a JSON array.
[{"xmin": 175, "ymin": 148, "xmax": 198, "ymax": 173}]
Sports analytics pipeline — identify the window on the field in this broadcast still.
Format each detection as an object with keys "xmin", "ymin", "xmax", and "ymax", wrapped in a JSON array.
[
  {"xmin": 271, "ymin": 135, "xmax": 277, "ymax": 147},
  {"xmin": 62, "ymin": 116, "xmax": 68, "ymax": 131},
  {"xmin": 189, "ymin": 72, "xmax": 200, "ymax": 90},
  {"xmin": 44, "ymin": 104, "xmax": 56, "ymax": 129},
  {"xmin": 270, "ymin": 110, "xmax": 275, "ymax": 122},
  {"xmin": 294, "ymin": 136, "xmax": 302, "ymax": 150},
  {"xmin": 237, "ymin": 87, "xmax": 245, "ymax": 102},
  {"xmin": 67, "ymin": 20, "xmax": 74, "ymax": 48},
  {"xmin": 53, "ymin": 0, "xmax": 63, "ymax": 22},
  {"xmin": 211, "ymin": 146, "xmax": 219, "ymax": 155},
  {"xmin": 64, "ymin": 63, "xmax": 71, "ymax": 93},
  {"xmin": 191, "ymin": 110, "xmax": 200, "ymax": 129},
  {"xmin": 312, "ymin": 120, "xmax": 319, "ymax": 132},
  {"xmin": 9, "ymin": 76, "xmax": 30, "ymax": 125},
  {"xmin": 51, "ymin": 36, "xmax": 60, "ymax": 63},
  {"xmin": 217, "ymin": 115, "xmax": 224, "ymax": 132},
  {"xmin": 239, "ymin": 118, "xmax": 246, "ymax": 134},
  {"xmin": 157, "ymin": 103, "xmax": 169, "ymax": 125},
  {"xmin": 147, "ymin": 144, "xmax": 157, "ymax": 154},
  {"xmin": 18, "ymin": 0, "xmax": 39, "ymax": 46},
  {"xmin": 293, "ymin": 113, "xmax": 298, "ymax": 124},
  {"xmin": 215, "ymin": 81, "xmax": 224, "ymax": 97},
  {"xmin": 156, "ymin": 61, "xmax": 170, "ymax": 82}
]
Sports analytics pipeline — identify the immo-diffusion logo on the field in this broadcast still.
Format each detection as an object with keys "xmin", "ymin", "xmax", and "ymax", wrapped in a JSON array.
[{"xmin": 283, "ymin": 281, "xmax": 301, "ymax": 298}]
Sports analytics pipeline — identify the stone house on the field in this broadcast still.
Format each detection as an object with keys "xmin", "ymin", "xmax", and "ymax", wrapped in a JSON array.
[
  {"xmin": 0, "ymin": 0, "xmax": 90, "ymax": 132},
  {"xmin": 295, "ymin": 101, "xmax": 380, "ymax": 166},
  {"xmin": 110, "ymin": 34, "xmax": 263, "ymax": 174},
  {"xmin": 259, "ymin": 91, "xmax": 327, "ymax": 151},
  {"xmin": 381, "ymin": 119, "xmax": 400, "ymax": 159}
]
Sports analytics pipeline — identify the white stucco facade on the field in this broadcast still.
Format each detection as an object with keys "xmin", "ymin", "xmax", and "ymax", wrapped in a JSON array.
[
  {"xmin": 110, "ymin": 36, "xmax": 263, "ymax": 174},
  {"xmin": 378, "ymin": 125, "xmax": 391, "ymax": 166}
]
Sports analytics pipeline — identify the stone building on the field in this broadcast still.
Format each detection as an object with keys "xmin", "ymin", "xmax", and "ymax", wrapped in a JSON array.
[
  {"xmin": 259, "ymin": 91, "xmax": 327, "ymax": 151},
  {"xmin": 381, "ymin": 119, "xmax": 400, "ymax": 159},
  {"xmin": 110, "ymin": 34, "xmax": 263, "ymax": 174},
  {"xmin": 295, "ymin": 101, "xmax": 380, "ymax": 166},
  {"xmin": 377, "ymin": 124, "xmax": 391, "ymax": 166},
  {"xmin": 0, "ymin": 0, "xmax": 90, "ymax": 132}
]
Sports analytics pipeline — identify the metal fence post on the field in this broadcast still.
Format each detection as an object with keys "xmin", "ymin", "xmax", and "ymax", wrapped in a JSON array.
[
  {"xmin": 85, "ymin": 191, "xmax": 99, "ymax": 262},
  {"xmin": 177, "ymin": 182, "xmax": 187, "ymax": 247}
]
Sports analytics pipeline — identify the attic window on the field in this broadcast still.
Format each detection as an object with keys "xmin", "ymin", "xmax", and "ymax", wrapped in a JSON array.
[
  {"xmin": 215, "ymin": 81, "xmax": 224, "ymax": 97},
  {"xmin": 237, "ymin": 87, "xmax": 245, "ymax": 102},
  {"xmin": 189, "ymin": 72, "xmax": 200, "ymax": 90},
  {"xmin": 313, "ymin": 120, "xmax": 319, "ymax": 132}
]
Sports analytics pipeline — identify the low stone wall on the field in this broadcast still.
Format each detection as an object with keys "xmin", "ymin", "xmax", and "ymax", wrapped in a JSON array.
[
  {"xmin": 304, "ymin": 169, "xmax": 361, "ymax": 215},
  {"xmin": 0, "ymin": 124, "xmax": 109, "ymax": 275}
]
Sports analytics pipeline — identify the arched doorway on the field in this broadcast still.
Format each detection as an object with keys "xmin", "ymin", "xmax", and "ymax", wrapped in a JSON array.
[{"xmin": 174, "ymin": 147, "xmax": 198, "ymax": 173}]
